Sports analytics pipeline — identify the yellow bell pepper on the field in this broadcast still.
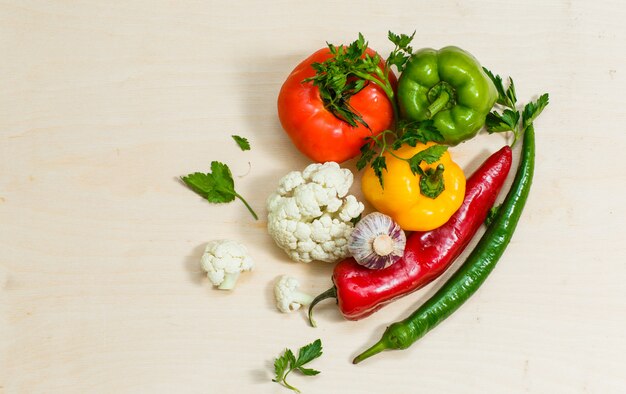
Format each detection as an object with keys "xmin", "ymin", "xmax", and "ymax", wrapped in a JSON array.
[{"xmin": 361, "ymin": 142, "xmax": 466, "ymax": 231}]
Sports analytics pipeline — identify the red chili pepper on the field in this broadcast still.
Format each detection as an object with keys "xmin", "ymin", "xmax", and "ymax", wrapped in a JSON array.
[{"xmin": 308, "ymin": 146, "xmax": 512, "ymax": 324}]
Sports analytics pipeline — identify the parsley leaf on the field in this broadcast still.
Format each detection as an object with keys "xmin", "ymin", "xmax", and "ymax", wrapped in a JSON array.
[
  {"xmin": 356, "ymin": 142, "xmax": 376, "ymax": 171},
  {"xmin": 522, "ymin": 93, "xmax": 549, "ymax": 130},
  {"xmin": 181, "ymin": 171, "xmax": 234, "ymax": 204},
  {"xmin": 296, "ymin": 339, "xmax": 323, "ymax": 366},
  {"xmin": 482, "ymin": 67, "xmax": 549, "ymax": 147},
  {"xmin": 231, "ymin": 135, "xmax": 250, "ymax": 151},
  {"xmin": 357, "ymin": 122, "xmax": 447, "ymax": 189},
  {"xmin": 404, "ymin": 145, "xmax": 448, "ymax": 199},
  {"xmin": 274, "ymin": 354, "xmax": 289, "ymax": 382},
  {"xmin": 407, "ymin": 145, "xmax": 448, "ymax": 175},
  {"xmin": 386, "ymin": 31, "xmax": 415, "ymax": 72},
  {"xmin": 297, "ymin": 367, "xmax": 321, "ymax": 376},
  {"xmin": 304, "ymin": 32, "xmax": 405, "ymax": 128},
  {"xmin": 371, "ymin": 155, "xmax": 387, "ymax": 188},
  {"xmin": 483, "ymin": 67, "xmax": 517, "ymax": 108},
  {"xmin": 486, "ymin": 109, "xmax": 520, "ymax": 133},
  {"xmin": 505, "ymin": 78, "xmax": 517, "ymax": 107},
  {"xmin": 483, "ymin": 67, "xmax": 506, "ymax": 105},
  {"xmin": 272, "ymin": 339, "xmax": 323, "ymax": 393},
  {"xmin": 394, "ymin": 120, "xmax": 444, "ymax": 148},
  {"xmin": 181, "ymin": 161, "xmax": 258, "ymax": 220}
]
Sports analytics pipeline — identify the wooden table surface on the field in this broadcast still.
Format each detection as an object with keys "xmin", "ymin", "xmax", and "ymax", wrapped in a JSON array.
[{"xmin": 2, "ymin": 1, "xmax": 625, "ymax": 393}]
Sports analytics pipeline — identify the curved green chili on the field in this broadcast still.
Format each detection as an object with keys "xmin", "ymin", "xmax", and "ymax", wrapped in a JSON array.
[{"xmin": 353, "ymin": 124, "xmax": 537, "ymax": 364}]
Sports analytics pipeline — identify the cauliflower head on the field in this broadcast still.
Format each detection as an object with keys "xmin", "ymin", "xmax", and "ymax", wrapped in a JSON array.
[
  {"xmin": 200, "ymin": 240, "xmax": 254, "ymax": 290},
  {"xmin": 267, "ymin": 162, "xmax": 365, "ymax": 263},
  {"xmin": 274, "ymin": 275, "xmax": 314, "ymax": 313}
]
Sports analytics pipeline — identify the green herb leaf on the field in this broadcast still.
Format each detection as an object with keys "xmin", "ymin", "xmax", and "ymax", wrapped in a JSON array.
[
  {"xmin": 285, "ymin": 348, "xmax": 297, "ymax": 367},
  {"xmin": 394, "ymin": 120, "xmax": 444, "ymax": 148},
  {"xmin": 181, "ymin": 161, "xmax": 258, "ymax": 220},
  {"xmin": 231, "ymin": 135, "xmax": 250, "ymax": 151},
  {"xmin": 486, "ymin": 109, "xmax": 520, "ymax": 133},
  {"xmin": 303, "ymin": 33, "xmax": 396, "ymax": 128},
  {"xmin": 522, "ymin": 93, "xmax": 549, "ymax": 130},
  {"xmin": 407, "ymin": 145, "xmax": 448, "ymax": 175},
  {"xmin": 180, "ymin": 172, "xmax": 232, "ymax": 203},
  {"xmin": 372, "ymin": 156, "xmax": 387, "ymax": 188},
  {"xmin": 297, "ymin": 367, "xmax": 321, "ymax": 376},
  {"xmin": 505, "ymin": 78, "xmax": 517, "ymax": 107},
  {"xmin": 483, "ymin": 67, "xmax": 518, "ymax": 108},
  {"xmin": 295, "ymin": 339, "xmax": 322, "ymax": 367},
  {"xmin": 386, "ymin": 31, "xmax": 415, "ymax": 72},
  {"xmin": 272, "ymin": 339, "xmax": 323, "ymax": 393},
  {"xmin": 483, "ymin": 67, "xmax": 507, "ymax": 105},
  {"xmin": 273, "ymin": 352, "xmax": 289, "ymax": 382},
  {"xmin": 356, "ymin": 142, "xmax": 376, "ymax": 171},
  {"xmin": 483, "ymin": 69, "xmax": 549, "ymax": 148}
]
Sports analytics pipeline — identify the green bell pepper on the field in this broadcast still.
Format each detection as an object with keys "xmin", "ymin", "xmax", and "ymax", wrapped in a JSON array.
[{"xmin": 397, "ymin": 46, "xmax": 497, "ymax": 145}]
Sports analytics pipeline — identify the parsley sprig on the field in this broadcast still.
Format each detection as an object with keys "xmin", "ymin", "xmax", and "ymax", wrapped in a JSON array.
[
  {"xmin": 272, "ymin": 339, "xmax": 323, "ymax": 393},
  {"xmin": 357, "ymin": 120, "xmax": 448, "ymax": 197},
  {"xmin": 231, "ymin": 135, "xmax": 250, "ymax": 151},
  {"xmin": 304, "ymin": 31, "xmax": 414, "ymax": 127},
  {"xmin": 181, "ymin": 161, "xmax": 258, "ymax": 220},
  {"xmin": 483, "ymin": 68, "xmax": 549, "ymax": 147}
]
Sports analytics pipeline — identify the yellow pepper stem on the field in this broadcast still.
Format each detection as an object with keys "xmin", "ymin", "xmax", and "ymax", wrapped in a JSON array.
[{"xmin": 420, "ymin": 164, "xmax": 446, "ymax": 199}]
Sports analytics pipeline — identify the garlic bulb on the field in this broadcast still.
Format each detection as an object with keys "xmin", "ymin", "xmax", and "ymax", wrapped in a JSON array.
[{"xmin": 348, "ymin": 212, "xmax": 406, "ymax": 269}]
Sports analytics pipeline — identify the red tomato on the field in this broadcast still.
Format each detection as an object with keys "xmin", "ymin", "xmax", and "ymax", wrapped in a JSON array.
[{"xmin": 277, "ymin": 48, "xmax": 396, "ymax": 163}]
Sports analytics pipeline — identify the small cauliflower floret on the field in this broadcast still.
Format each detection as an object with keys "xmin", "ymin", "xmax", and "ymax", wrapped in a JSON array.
[
  {"xmin": 274, "ymin": 275, "xmax": 314, "ymax": 313},
  {"xmin": 267, "ymin": 162, "xmax": 365, "ymax": 264},
  {"xmin": 200, "ymin": 240, "xmax": 253, "ymax": 290}
]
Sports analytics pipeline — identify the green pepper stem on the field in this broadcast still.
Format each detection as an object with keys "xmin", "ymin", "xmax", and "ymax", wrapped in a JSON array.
[
  {"xmin": 352, "ymin": 339, "xmax": 388, "ymax": 364},
  {"xmin": 426, "ymin": 91, "xmax": 450, "ymax": 118},
  {"xmin": 307, "ymin": 286, "xmax": 337, "ymax": 328}
]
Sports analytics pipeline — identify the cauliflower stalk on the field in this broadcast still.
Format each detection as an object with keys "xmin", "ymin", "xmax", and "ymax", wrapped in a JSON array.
[
  {"xmin": 274, "ymin": 275, "xmax": 314, "ymax": 313},
  {"xmin": 200, "ymin": 240, "xmax": 254, "ymax": 290},
  {"xmin": 267, "ymin": 162, "xmax": 365, "ymax": 263}
]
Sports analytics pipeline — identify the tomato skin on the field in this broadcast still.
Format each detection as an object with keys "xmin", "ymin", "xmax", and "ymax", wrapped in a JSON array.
[{"xmin": 277, "ymin": 48, "xmax": 396, "ymax": 163}]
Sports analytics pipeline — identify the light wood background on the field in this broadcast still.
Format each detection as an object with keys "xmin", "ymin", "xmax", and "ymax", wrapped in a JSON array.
[{"xmin": 1, "ymin": 1, "xmax": 624, "ymax": 393}]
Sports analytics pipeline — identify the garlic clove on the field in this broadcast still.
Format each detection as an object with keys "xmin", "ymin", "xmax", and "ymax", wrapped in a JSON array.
[{"xmin": 348, "ymin": 212, "xmax": 407, "ymax": 269}]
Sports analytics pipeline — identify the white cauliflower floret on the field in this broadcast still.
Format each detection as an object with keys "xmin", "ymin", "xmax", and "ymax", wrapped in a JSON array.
[
  {"xmin": 274, "ymin": 275, "xmax": 314, "ymax": 313},
  {"xmin": 200, "ymin": 240, "xmax": 254, "ymax": 290},
  {"xmin": 267, "ymin": 162, "xmax": 365, "ymax": 263}
]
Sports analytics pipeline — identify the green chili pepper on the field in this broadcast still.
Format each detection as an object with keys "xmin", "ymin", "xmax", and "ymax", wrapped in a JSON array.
[
  {"xmin": 397, "ymin": 46, "xmax": 497, "ymax": 145},
  {"xmin": 353, "ymin": 124, "xmax": 537, "ymax": 364}
]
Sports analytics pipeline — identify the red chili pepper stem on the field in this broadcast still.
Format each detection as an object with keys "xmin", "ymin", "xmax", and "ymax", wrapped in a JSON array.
[{"xmin": 308, "ymin": 286, "xmax": 337, "ymax": 327}]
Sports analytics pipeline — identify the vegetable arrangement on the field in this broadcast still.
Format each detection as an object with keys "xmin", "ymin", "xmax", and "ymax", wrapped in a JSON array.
[
  {"xmin": 308, "ymin": 145, "xmax": 512, "ymax": 323},
  {"xmin": 354, "ymin": 121, "xmax": 539, "ymax": 363},
  {"xmin": 180, "ymin": 30, "xmax": 549, "ymax": 392}
]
